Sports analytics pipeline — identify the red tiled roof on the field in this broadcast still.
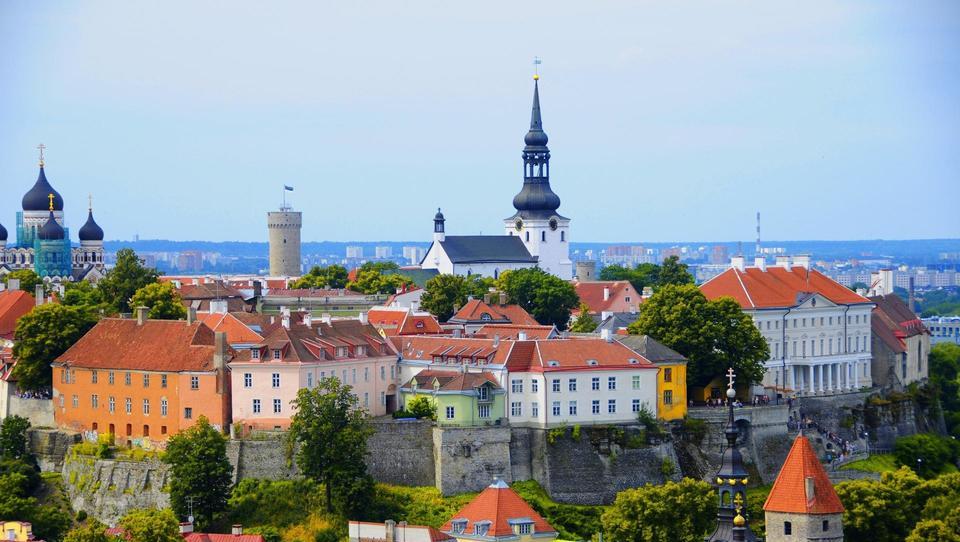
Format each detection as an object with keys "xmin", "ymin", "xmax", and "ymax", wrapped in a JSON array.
[
  {"xmin": 55, "ymin": 319, "xmax": 224, "ymax": 372},
  {"xmin": 442, "ymin": 480, "xmax": 556, "ymax": 538},
  {"xmin": 506, "ymin": 339, "xmax": 657, "ymax": 372},
  {"xmin": 178, "ymin": 281, "xmax": 245, "ymax": 300},
  {"xmin": 398, "ymin": 312, "xmax": 443, "ymax": 335},
  {"xmin": 763, "ymin": 434, "xmax": 845, "ymax": 514},
  {"xmin": 367, "ymin": 308, "xmax": 443, "ymax": 336},
  {"xmin": 869, "ymin": 294, "xmax": 928, "ymax": 353},
  {"xmin": 450, "ymin": 299, "xmax": 538, "ymax": 326},
  {"xmin": 406, "ymin": 370, "xmax": 501, "ymax": 392},
  {"xmin": 700, "ymin": 266, "xmax": 871, "ymax": 309},
  {"xmin": 195, "ymin": 312, "xmax": 270, "ymax": 344},
  {"xmin": 0, "ymin": 289, "xmax": 35, "ymax": 339},
  {"xmin": 250, "ymin": 318, "xmax": 393, "ymax": 363},
  {"xmin": 266, "ymin": 288, "xmax": 367, "ymax": 298},
  {"xmin": 391, "ymin": 336, "xmax": 511, "ymax": 365},
  {"xmin": 474, "ymin": 324, "xmax": 557, "ymax": 340},
  {"xmin": 573, "ymin": 281, "xmax": 635, "ymax": 314}
]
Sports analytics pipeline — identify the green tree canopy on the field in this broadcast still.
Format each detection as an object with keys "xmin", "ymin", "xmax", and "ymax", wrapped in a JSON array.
[
  {"xmin": 894, "ymin": 433, "xmax": 960, "ymax": 478},
  {"xmin": 906, "ymin": 520, "xmax": 960, "ymax": 542},
  {"xmin": 627, "ymin": 284, "xmax": 768, "ymax": 387},
  {"xmin": 130, "ymin": 282, "xmax": 188, "ymax": 320},
  {"xmin": 288, "ymin": 377, "xmax": 375, "ymax": 517},
  {"xmin": 657, "ymin": 255, "xmax": 694, "ymax": 287},
  {"xmin": 601, "ymin": 478, "xmax": 715, "ymax": 542},
  {"xmin": 568, "ymin": 303, "xmax": 598, "ymax": 333},
  {"xmin": 12, "ymin": 303, "xmax": 98, "ymax": 390},
  {"xmin": 930, "ymin": 343, "xmax": 960, "ymax": 437},
  {"xmin": 420, "ymin": 274, "xmax": 492, "ymax": 322},
  {"xmin": 164, "ymin": 416, "xmax": 233, "ymax": 530},
  {"xmin": 97, "ymin": 248, "xmax": 160, "ymax": 314},
  {"xmin": 2, "ymin": 269, "xmax": 43, "ymax": 293},
  {"xmin": 64, "ymin": 521, "xmax": 111, "ymax": 542},
  {"xmin": 495, "ymin": 268, "xmax": 579, "ymax": 330},
  {"xmin": 599, "ymin": 263, "xmax": 660, "ymax": 292},
  {"xmin": 0, "ymin": 457, "xmax": 71, "ymax": 542},
  {"xmin": 290, "ymin": 265, "xmax": 349, "ymax": 290},
  {"xmin": 61, "ymin": 280, "xmax": 109, "ymax": 317},
  {"xmin": 348, "ymin": 262, "xmax": 415, "ymax": 295},
  {"xmin": 0, "ymin": 415, "xmax": 31, "ymax": 461},
  {"xmin": 119, "ymin": 508, "xmax": 181, "ymax": 542}
]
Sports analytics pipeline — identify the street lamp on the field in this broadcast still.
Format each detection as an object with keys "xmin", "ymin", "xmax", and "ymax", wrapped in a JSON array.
[{"xmin": 916, "ymin": 457, "xmax": 923, "ymax": 475}]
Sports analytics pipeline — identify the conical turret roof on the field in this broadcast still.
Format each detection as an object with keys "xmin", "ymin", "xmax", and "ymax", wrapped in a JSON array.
[{"xmin": 763, "ymin": 434, "xmax": 845, "ymax": 514}]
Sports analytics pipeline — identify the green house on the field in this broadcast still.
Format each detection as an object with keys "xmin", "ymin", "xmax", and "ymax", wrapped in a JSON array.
[{"xmin": 400, "ymin": 370, "xmax": 506, "ymax": 426}]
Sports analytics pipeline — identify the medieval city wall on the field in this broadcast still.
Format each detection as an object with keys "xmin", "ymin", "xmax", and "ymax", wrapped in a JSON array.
[
  {"xmin": 9, "ymin": 397, "xmax": 55, "ymax": 427},
  {"xmin": 433, "ymin": 425, "xmax": 512, "ymax": 495},
  {"xmin": 61, "ymin": 453, "xmax": 171, "ymax": 526},
  {"xmin": 28, "ymin": 427, "xmax": 80, "ymax": 472}
]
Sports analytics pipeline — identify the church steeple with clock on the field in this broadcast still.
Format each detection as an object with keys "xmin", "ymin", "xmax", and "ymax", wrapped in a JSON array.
[{"xmin": 504, "ymin": 74, "xmax": 572, "ymax": 279}]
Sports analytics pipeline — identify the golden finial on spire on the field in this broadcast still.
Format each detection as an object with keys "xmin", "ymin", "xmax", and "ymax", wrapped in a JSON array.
[
  {"xmin": 37, "ymin": 143, "xmax": 46, "ymax": 167},
  {"xmin": 733, "ymin": 493, "xmax": 746, "ymax": 526},
  {"xmin": 48, "ymin": 193, "xmax": 55, "ymax": 211}
]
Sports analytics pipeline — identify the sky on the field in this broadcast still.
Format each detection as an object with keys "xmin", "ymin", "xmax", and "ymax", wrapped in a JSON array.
[{"xmin": 1, "ymin": 1, "xmax": 959, "ymax": 243}]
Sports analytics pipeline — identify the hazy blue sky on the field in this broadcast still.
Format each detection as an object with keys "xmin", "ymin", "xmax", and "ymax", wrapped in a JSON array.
[{"xmin": 2, "ymin": 1, "xmax": 958, "ymax": 243}]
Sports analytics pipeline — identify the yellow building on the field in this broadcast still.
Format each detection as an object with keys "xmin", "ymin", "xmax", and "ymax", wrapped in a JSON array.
[
  {"xmin": 2, "ymin": 521, "xmax": 39, "ymax": 542},
  {"xmin": 616, "ymin": 335, "xmax": 688, "ymax": 420}
]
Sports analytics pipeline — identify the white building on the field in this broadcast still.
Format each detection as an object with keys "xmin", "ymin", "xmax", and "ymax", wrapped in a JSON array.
[
  {"xmin": 701, "ymin": 256, "xmax": 875, "ymax": 396},
  {"xmin": 420, "ymin": 76, "xmax": 572, "ymax": 280},
  {"xmin": 346, "ymin": 246, "xmax": 363, "ymax": 259}
]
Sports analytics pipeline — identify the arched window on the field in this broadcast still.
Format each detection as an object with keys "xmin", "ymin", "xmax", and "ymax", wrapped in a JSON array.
[{"xmin": 784, "ymin": 522, "xmax": 792, "ymax": 535}]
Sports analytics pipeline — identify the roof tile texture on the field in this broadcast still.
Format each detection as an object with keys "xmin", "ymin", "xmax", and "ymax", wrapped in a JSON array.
[{"xmin": 763, "ymin": 435, "xmax": 845, "ymax": 514}]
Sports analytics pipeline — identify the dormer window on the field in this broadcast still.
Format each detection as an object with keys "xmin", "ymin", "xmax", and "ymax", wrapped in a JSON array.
[
  {"xmin": 512, "ymin": 521, "xmax": 533, "ymax": 535},
  {"xmin": 273, "ymin": 349, "xmax": 282, "ymax": 360},
  {"xmin": 480, "ymin": 313, "xmax": 492, "ymax": 321},
  {"xmin": 628, "ymin": 358, "xmax": 639, "ymax": 365},
  {"xmin": 251, "ymin": 349, "xmax": 260, "ymax": 360},
  {"xmin": 474, "ymin": 522, "xmax": 491, "ymax": 536},
  {"xmin": 416, "ymin": 321, "xmax": 425, "ymax": 329},
  {"xmin": 586, "ymin": 359, "xmax": 599, "ymax": 366},
  {"xmin": 357, "ymin": 346, "xmax": 366, "ymax": 357},
  {"xmin": 548, "ymin": 360, "xmax": 560, "ymax": 367},
  {"xmin": 451, "ymin": 520, "xmax": 467, "ymax": 534}
]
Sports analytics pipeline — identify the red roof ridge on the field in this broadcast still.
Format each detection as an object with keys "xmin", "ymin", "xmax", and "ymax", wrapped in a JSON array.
[{"xmin": 763, "ymin": 434, "xmax": 845, "ymax": 515}]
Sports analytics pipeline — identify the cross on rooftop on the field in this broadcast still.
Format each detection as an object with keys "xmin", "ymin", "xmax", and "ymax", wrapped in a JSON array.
[
  {"xmin": 48, "ymin": 193, "xmax": 55, "ymax": 211},
  {"xmin": 37, "ymin": 143, "xmax": 46, "ymax": 166},
  {"xmin": 726, "ymin": 367, "xmax": 736, "ymax": 390}
]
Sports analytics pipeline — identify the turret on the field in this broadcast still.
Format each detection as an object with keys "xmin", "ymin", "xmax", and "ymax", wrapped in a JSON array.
[
  {"xmin": 509, "ymin": 75, "xmax": 562, "ymax": 220},
  {"xmin": 433, "ymin": 208, "xmax": 445, "ymax": 243}
]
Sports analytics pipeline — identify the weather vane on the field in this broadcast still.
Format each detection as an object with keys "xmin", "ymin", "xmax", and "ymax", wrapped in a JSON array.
[
  {"xmin": 533, "ymin": 57, "xmax": 542, "ymax": 79},
  {"xmin": 37, "ymin": 143, "xmax": 46, "ymax": 167}
]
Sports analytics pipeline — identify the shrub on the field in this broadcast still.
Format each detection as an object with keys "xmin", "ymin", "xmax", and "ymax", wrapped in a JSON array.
[
  {"xmin": 571, "ymin": 425, "xmax": 582, "ymax": 441},
  {"xmin": 894, "ymin": 433, "xmax": 960, "ymax": 478},
  {"xmin": 547, "ymin": 426, "xmax": 567, "ymax": 445},
  {"xmin": 660, "ymin": 457, "xmax": 676, "ymax": 477},
  {"xmin": 406, "ymin": 396, "xmax": 437, "ymax": 420}
]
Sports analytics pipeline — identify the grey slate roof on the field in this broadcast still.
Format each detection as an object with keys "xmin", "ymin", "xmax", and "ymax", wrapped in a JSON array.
[
  {"xmin": 615, "ymin": 334, "xmax": 688, "ymax": 363},
  {"xmin": 591, "ymin": 312, "xmax": 639, "ymax": 333},
  {"xmin": 438, "ymin": 236, "xmax": 537, "ymax": 264}
]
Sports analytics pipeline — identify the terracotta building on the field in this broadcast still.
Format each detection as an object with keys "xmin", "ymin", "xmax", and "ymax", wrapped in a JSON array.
[{"xmin": 53, "ymin": 308, "xmax": 232, "ymax": 446}]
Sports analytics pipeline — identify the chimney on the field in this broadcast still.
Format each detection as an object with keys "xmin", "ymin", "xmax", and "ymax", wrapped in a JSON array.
[
  {"xmin": 754, "ymin": 257, "xmax": 766, "ymax": 271},
  {"xmin": 603, "ymin": 287, "xmax": 611, "ymax": 301},
  {"xmin": 187, "ymin": 307, "xmax": 197, "ymax": 325},
  {"xmin": 210, "ymin": 299, "xmax": 228, "ymax": 314},
  {"xmin": 804, "ymin": 476, "xmax": 815, "ymax": 502},
  {"xmin": 483, "ymin": 293, "xmax": 492, "ymax": 304},
  {"xmin": 253, "ymin": 280, "xmax": 263, "ymax": 299},
  {"xmin": 35, "ymin": 284, "xmax": 44, "ymax": 306},
  {"xmin": 7, "ymin": 278, "xmax": 20, "ymax": 291},
  {"xmin": 776, "ymin": 256, "xmax": 791, "ymax": 269},
  {"xmin": 281, "ymin": 313, "xmax": 290, "ymax": 330},
  {"xmin": 385, "ymin": 520, "xmax": 396, "ymax": 542},
  {"xmin": 321, "ymin": 313, "xmax": 332, "ymax": 325},
  {"xmin": 601, "ymin": 329, "xmax": 613, "ymax": 342},
  {"xmin": 518, "ymin": 331, "xmax": 528, "ymax": 341},
  {"xmin": 452, "ymin": 328, "xmax": 462, "ymax": 338},
  {"xmin": 909, "ymin": 276, "xmax": 916, "ymax": 313},
  {"xmin": 136, "ymin": 306, "xmax": 149, "ymax": 325},
  {"xmin": 359, "ymin": 311, "xmax": 368, "ymax": 325},
  {"xmin": 601, "ymin": 311, "xmax": 613, "ymax": 322},
  {"xmin": 214, "ymin": 331, "xmax": 228, "ymax": 394},
  {"xmin": 493, "ymin": 335, "xmax": 500, "ymax": 348},
  {"xmin": 499, "ymin": 292, "xmax": 507, "ymax": 305},
  {"xmin": 303, "ymin": 312, "xmax": 313, "ymax": 328},
  {"xmin": 730, "ymin": 256, "xmax": 746, "ymax": 272},
  {"xmin": 641, "ymin": 286, "xmax": 653, "ymax": 299},
  {"xmin": 794, "ymin": 255, "xmax": 811, "ymax": 270},
  {"xmin": 179, "ymin": 522, "xmax": 193, "ymax": 535},
  {"xmin": 231, "ymin": 525, "xmax": 243, "ymax": 536}
]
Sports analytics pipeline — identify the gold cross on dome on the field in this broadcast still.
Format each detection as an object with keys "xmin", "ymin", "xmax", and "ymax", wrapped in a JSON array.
[
  {"xmin": 48, "ymin": 193, "xmax": 55, "ymax": 211},
  {"xmin": 37, "ymin": 143, "xmax": 46, "ymax": 166},
  {"xmin": 726, "ymin": 367, "xmax": 736, "ymax": 390}
]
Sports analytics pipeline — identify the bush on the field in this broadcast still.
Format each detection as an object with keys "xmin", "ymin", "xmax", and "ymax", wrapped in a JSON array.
[
  {"xmin": 660, "ymin": 458, "xmax": 676, "ymax": 477},
  {"xmin": 680, "ymin": 417, "xmax": 707, "ymax": 445},
  {"xmin": 571, "ymin": 425, "xmax": 582, "ymax": 441},
  {"xmin": 547, "ymin": 426, "xmax": 567, "ymax": 445},
  {"xmin": 405, "ymin": 396, "xmax": 437, "ymax": 421},
  {"xmin": 894, "ymin": 434, "xmax": 960, "ymax": 478}
]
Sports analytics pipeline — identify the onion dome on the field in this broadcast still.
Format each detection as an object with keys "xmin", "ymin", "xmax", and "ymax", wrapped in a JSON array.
[
  {"xmin": 38, "ymin": 211, "xmax": 65, "ymax": 240},
  {"xmin": 22, "ymin": 166, "xmax": 64, "ymax": 212},
  {"xmin": 434, "ymin": 208, "xmax": 445, "ymax": 221},
  {"xmin": 0, "ymin": 221, "xmax": 7, "ymax": 242},
  {"xmin": 79, "ymin": 209, "xmax": 104, "ymax": 241}
]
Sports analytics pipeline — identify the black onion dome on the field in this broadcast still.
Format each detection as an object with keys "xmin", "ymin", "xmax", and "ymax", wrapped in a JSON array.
[
  {"xmin": 78, "ymin": 210, "xmax": 104, "ymax": 241},
  {"xmin": 22, "ymin": 166, "xmax": 64, "ymax": 211},
  {"xmin": 0, "ymin": 221, "xmax": 7, "ymax": 241},
  {"xmin": 511, "ymin": 77, "xmax": 562, "ymax": 218},
  {"xmin": 512, "ymin": 183, "xmax": 561, "ymax": 213},
  {"xmin": 38, "ymin": 211, "xmax": 65, "ymax": 240},
  {"xmin": 434, "ymin": 208, "xmax": 445, "ymax": 221}
]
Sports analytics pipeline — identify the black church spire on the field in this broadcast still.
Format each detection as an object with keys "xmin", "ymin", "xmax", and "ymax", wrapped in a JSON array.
[
  {"xmin": 510, "ymin": 75, "xmax": 562, "ymax": 220},
  {"xmin": 706, "ymin": 368, "xmax": 757, "ymax": 542}
]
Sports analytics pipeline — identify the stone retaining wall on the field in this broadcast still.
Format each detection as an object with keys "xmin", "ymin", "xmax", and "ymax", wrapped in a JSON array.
[
  {"xmin": 62, "ymin": 452, "xmax": 171, "ymax": 525},
  {"xmin": 28, "ymin": 427, "xmax": 80, "ymax": 472},
  {"xmin": 9, "ymin": 398, "xmax": 55, "ymax": 427},
  {"xmin": 434, "ymin": 425, "xmax": 512, "ymax": 495}
]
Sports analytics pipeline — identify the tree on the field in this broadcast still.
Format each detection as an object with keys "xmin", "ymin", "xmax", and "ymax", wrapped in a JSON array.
[
  {"xmin": 907, "ymin": 520, "xmax": 960, "ymax": 542},
  {"xmin": 657, "ymin": 256, "xmax": 694, "ymax": 287},
  {"xmin": 130, "ymin": 282, "xmax": 187, "ymax": 320},
  {"xmin": 96, "ymin": 248, "xmax": 160, "ymax": 314},
  {"xmin": 601, "ymin": 478, "xmax": 714, "ymax": 542},
  {"xmin": 894, "ymin": 433, "xmax": 960, "ymax": 478},
  {"xmin": 496, "ymin": 268, "xmax": 579, "ymax": 330},
  {"xmin": 568, "ymin": 303, "xmax": 598, "ymax": 333},
  {"xmin": 118, "ymin": 508, "xmax": 181, "ymax": 542},
  {"xmin": 12, "ymin": 303, "xmax": 98, "ymax": 390},
  {"xmin": 835, "ymin": 467, "xmax": 931, "ymax": 542},
  {"xmin": 61, "ymin": 280, "xmax": 109, "ymax": 317},
  {"xmin": 2, "ymin": 269, "xmax": 42, "ymax": 293},
  {"xmin": 348, "ymin": 262, "xmax": 414, "ymax": 295},
  {"xmin": 290, "ymin": 265, "xmax": 349, "ymax": 290},
  {"xmin": 599, "ymin": 263, "xmax": 660, "ymax": 293},
  {"xmin": 420, "ymin": 274, "xmax": 490, "ymax": 322},
  {"xmin": 288, "ymin": 378, "xmax": 375, "ymax": 516},
  {"xmin": 627, "ymin": 284, "xmax": 768, "ymax": 387},
  {"xmin": 0, "ymin": 462, "xmax": 70, "ymax": 542},
  {"xmin": 929, "ymin": 343, "xmax": 960, "ymax": 437},
  {"xmin": 164, "ymin": 416, "xmax": 233, "ymax": 530},
  {"xmin": 0, "ymin": 415, "xmax": 31, "ymax": 461},
  {"xmin": 64, "ymin": 521, "xmax": 111, "ymax": 542},
  {"xmin": 405, "ymin": 396, "xmax": 437, "ymax": 420}
]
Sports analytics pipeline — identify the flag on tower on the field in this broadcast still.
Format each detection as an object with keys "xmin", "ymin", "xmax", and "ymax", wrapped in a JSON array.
[{"xmin": 284, "ymin": 185, "xmax": 294, "ymax": 191}]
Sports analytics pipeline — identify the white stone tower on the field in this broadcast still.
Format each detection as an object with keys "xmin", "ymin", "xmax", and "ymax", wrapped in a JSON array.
[{"xmin": 268, "ymin": 208, "xmax": 302, "ymax": 277}]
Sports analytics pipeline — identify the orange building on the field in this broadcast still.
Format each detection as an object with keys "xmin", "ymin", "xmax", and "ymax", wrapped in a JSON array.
[{"xmin": 53, "ymin": 309, "xmax": 231, "ymax": 446}]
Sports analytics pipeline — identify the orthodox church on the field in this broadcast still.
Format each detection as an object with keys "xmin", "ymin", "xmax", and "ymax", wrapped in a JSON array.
[
  {"xmin": 0, "ymin": 149, "xmax": 106, "ymax": 283},
  {"xmin": 421, "ymin": 75, "xmax": 573, "ymax": 280}
]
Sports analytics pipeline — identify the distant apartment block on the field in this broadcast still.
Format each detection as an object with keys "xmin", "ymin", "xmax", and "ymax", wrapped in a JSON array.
[
  {"xmin": 923, "ymin": 316, "xmax": 960, "ymax": 345},
  {"xmin": 346, "ymin": 246, "xmax": 364, "ymax": 259},
  {"xmin": 374, "ymin": 246, "xmax": 393, "ymax": 259}
]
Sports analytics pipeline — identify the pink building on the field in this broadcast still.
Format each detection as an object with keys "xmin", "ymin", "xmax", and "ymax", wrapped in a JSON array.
[{"xmin": 229, "ymin": 315, "xmax": 399, "ymax": 431}]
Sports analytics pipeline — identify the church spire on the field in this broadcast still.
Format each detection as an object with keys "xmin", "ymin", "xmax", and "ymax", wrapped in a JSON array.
[
  {"xmin": 706, "ymin": 368, "xmax": 757, "ymax": 542},
  {"xmin": 510, "ymin": 71, "xmax": 561, "ymax": 220}
]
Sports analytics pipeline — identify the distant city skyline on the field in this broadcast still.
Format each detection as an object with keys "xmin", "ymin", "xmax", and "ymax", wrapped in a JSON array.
[{"xmin": 2, "ymin": 2, "xmax": 958, "ymax": 243}]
